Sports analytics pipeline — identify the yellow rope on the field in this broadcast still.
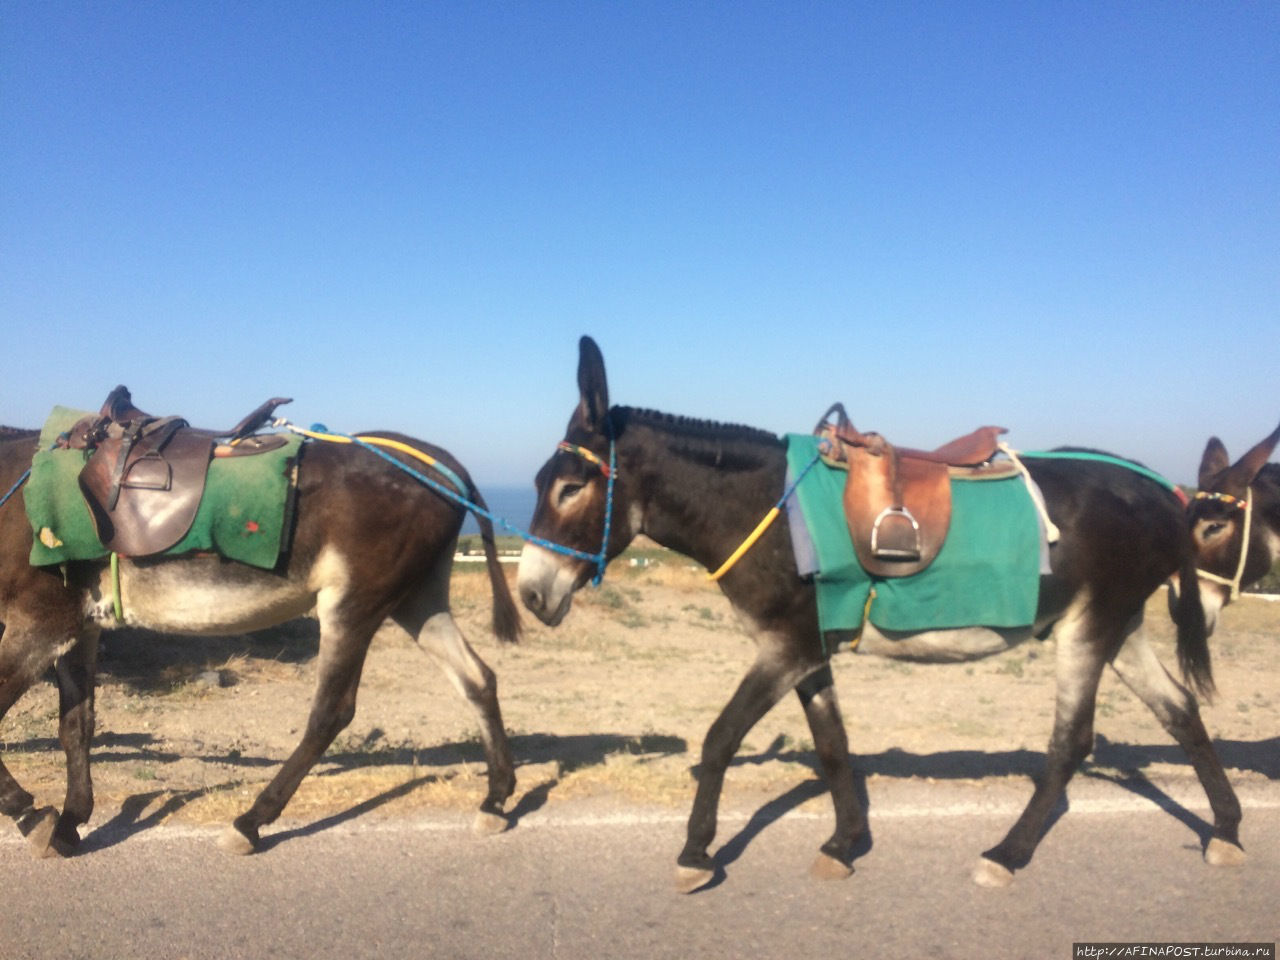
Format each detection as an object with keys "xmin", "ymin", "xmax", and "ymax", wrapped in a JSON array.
[
  {"xmin": 704, "ymin": 448, "xmax": 825, "ymax": 582},
  {"xmin": 707, "ymin": 506, "xmax": 780, "ymax": 582},
  {"xmin": 111, "ymin": 551, "xmax": 123, "ymax": 621},
  {"xmin": 289, "ymin": 426, "xmax": 443, "ymax": 470}
]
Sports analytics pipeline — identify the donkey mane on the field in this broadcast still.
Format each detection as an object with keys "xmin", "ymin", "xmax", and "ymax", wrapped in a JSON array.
[
  {"xmin": 0, "ymin": 426, "xmax": 38, "ymax": 440},
  {"xmin": 612, "ymin": 406, "xmax": 783, "ymax": 473},
  {"xmin": 613, "ymin": 406, "xmax": 781, "ymax": 448}
]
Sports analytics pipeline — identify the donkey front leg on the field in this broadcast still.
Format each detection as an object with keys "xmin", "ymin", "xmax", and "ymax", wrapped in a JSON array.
[
  {"xmin": 50, "ymin": 632, "xmax": 100, "ymax": 856},
  {"xmin": 676, "ymin": 644, "xmax": 819, "ymax": 894},
  {"xmin": 796, "ymin": 665, "xmax": 865, "ymax": 880},
  {"xmin": 0, "ymin": 618, "xmax": 79, "ymax": 857},
  {"xmin": 0, "ymin": 664, "xmax": 58, "ymax": 854}
]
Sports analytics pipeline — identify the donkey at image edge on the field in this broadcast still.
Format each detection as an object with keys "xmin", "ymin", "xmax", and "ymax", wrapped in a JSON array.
[
  {"xmin": 1188, "ymin": 420, "xmax": 1280, "ymax": 632},
  {"xmin": 0, "ymin": 425, "xmax": 520, "ymax": 858}
]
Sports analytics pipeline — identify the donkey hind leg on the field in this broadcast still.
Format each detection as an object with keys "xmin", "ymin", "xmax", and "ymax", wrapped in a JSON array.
[
  {"xmin": 49, "ymin": 630, "xmax": 101, "ymax": 856},
  {"xmin": 796, "ymin": 666, "xmax": 865, "ymax": 880},
  {"xmin": 676, "ymin": 643, "xmax": 822, "ymax": 894},
  {"xmin": 390, "ymin": 545, "xmax": 514, "ymax": 834},
  {"xmin": 1110, "ymin": 631, "xmax": 1244, "ymax": 867},
  {"xmin": 975, "ymin": 601, "xmax": 1114, "ymax": 888},
  {"xmin": 403, "ymin": 609, "xmax": 515, "ymax": 834},
  {"xmin": 218, "ymin": 615, "xmax": 377, "ymax": 855}
]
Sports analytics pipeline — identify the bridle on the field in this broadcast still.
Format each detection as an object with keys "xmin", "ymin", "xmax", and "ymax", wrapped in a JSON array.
[
  {"xmin": 1193, "ymin": 489, "xmax": 1253, "ymax": 601},
  {"xmin": 549, "ymin": 438, "xmax": 617, "ymax": 587}
]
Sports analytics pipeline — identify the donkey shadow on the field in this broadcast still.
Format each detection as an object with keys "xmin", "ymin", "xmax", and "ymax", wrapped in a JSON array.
[
  {"xmin": 59, "ymin": 730, "xmax": 687, "ymax": 852},
  {"xmin": 93, "ymin": 622, "xmax": 320, "ymax": 692},
  {"xmin": 701, "ymin": 731, "xmax": 1280, "ymax": 887},
  {"xmin": 10, "ymin": 726, "xmax": 1275, "ymax": 857}
]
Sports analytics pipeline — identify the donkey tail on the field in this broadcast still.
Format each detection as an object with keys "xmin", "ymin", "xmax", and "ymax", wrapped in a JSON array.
[
  {"xmin": 469, "ymin": 486, "xmax": 522, "ymax": 643},
  {"xmin": 1173, "ymin": 551, "xmax": 1214, "ymax": 699}
]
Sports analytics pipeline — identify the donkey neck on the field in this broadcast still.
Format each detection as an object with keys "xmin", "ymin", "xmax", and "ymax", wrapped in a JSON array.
[{"xmin": 614, "ymin": 408, "xmax": 787, "ymax": 573}]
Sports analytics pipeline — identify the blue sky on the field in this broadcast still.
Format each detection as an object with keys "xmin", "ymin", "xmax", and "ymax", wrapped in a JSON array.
[{"xmin": 3, "ymin": 2, "xmax": 1276, "ymax": 487}]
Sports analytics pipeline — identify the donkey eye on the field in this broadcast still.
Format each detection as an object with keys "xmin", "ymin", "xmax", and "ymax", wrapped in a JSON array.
[
  {"xmin": 1204, "ymin": 522, "xmax": 1226, "ymax": 537},
  {"xmin": 557, "ymin": 481, "xmax": 586, "ymax": 505}
]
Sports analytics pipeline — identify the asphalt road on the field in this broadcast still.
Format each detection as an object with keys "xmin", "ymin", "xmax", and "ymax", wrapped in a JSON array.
[{"xmin": 1, "ymin": 777, "xmax": 1276, "ymax": 960}]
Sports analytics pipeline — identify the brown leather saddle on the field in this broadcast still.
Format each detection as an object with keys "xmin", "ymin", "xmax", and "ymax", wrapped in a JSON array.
[
  {"xmin": 61, "ymin": 386, "xmax": 293, "ymax": 557},
  {"xmin": 815, "ymin": 403, "xmax": 1009, "ymax": 577}
]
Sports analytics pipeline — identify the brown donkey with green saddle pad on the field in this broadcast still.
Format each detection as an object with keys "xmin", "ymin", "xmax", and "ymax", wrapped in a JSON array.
[{"xmin": 0, "ymin": 392, "xmax": 520, "ymax": 859}]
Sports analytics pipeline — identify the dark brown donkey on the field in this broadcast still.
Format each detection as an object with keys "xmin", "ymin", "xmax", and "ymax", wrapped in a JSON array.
[
  {"xmin": 518, "ymin": 336, "xmax": 1243, "ymax": 892},
  {"xmin": 1189, "ymin": 421, "xmax": 1280, "ymax": 633},
  {"xmin": 0, "ymin": 411, "xmax": 519, "ymax": 857}
]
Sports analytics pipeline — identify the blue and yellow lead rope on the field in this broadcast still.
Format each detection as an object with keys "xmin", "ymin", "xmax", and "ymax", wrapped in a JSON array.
[
  {"xmin": 706, "ymin": 447, "xmax": 825, "ymax": 582},
  {"xmin": 284, "ymin": 423, "xmax": 469, "ymax": 497}
]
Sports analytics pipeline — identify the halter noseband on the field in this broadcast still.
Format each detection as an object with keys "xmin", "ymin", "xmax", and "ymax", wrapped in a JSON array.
[
  {"xmin": 552, "ymin": 438, "xmax": 617, "ymax": 587},
  {"xmin": 1193, "ymin": 490, "xmax": 1253, "ymax": 601}
]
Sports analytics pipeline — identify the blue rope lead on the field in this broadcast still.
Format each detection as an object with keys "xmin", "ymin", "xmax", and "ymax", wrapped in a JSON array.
[
  {"xmin": 0, "ymin": 469, "xmax": 31, "ymax": 510},
  {"xmin": 283, "ymin": 421, "xmax": 611, "ymax": 578},
  {"xmin": 592, "ymin": 439, "xmax": 616, "ymax": 586},
  {"xmin": 1, "ymin": 436, "xmax": 71, "ymax": 513}
]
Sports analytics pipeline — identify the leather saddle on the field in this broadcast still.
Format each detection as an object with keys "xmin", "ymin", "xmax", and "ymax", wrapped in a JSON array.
[
  {"xmin": 62, "ymin": 386, "xmax": 293, "ymax": 557},
  {"xmin": 815, "ymin": 403, "xmax": 1008, "ymax": 577}
]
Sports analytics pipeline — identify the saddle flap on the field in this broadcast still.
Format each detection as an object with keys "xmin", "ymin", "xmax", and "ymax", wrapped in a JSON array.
[
  {"xmin": 843, "ymin": 445, "xmax": 952, "ymax": 578},
  {"xmin": 79, "ymin": 426, "xmax": 214, "ymax": 557}
]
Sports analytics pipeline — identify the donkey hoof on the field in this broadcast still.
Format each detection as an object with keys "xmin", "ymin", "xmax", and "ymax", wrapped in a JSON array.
[
  {"xmin": 216, "ymin": 825, "xmax": 258, "ymax": 856},
  {"xmin": 48, "ymin": 829, "xmax": 81, "ymax": 859},
  {"xmin": 16, "ymin": 807, "xmax": 60, "ymax": 858},
  {"xmin": 472, "ymin": 810, "xmax": 509, "ymax": 836},
  {"xmin": 674, "ymin": 865, "xmax": 715, "ymax": 895},
  {"xmin": 1205, "ymin": 837, "xmax": 1246, "ymax": 867},
  {"xmin": 972, "ymin": 857, "xmax": 1015, "ymax": 888},
  {"xmin": 809, "ymin": 852, "xmax": 854, "ymax": 881}
]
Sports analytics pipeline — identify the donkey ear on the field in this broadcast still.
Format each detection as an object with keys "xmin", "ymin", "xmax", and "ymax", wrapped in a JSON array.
[
  {"xmin": 575, "ymin": 336, "xmax": 610, "ymax": 433},
  {"xmin": 1224, "ymin": 420, "xmax": 1280, "ymax": 494},
  {"xmin": 1198, "ymin": 437, "xmax": 1231, "ymax": 491}
]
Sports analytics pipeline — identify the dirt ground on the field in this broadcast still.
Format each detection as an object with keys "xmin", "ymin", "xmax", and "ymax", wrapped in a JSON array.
[{"xmin": 2, "ymin": 553, "xmax": 1276, "ymax": 831}]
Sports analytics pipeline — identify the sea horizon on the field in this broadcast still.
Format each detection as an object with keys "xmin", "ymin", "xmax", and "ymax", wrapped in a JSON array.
[{"xmin": 460, "ymin": 484, "xmax": 536, "ymax": 536}]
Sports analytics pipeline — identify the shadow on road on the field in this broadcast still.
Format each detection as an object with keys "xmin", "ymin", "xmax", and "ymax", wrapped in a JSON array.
[
  {"xmin": 687, "ymin": 730, "xmax": 1276, "ymax": 888},
  {"xmin": 60, "ymin": 731, "xmax": 687, "ymax": 853},
  {"xmin": 15, "ymin": 728, "xmax": 1272, "ymax": 857},
  {"xmin": 725, "ymin": 731, "xmax": 1280, "ymax": 781}
]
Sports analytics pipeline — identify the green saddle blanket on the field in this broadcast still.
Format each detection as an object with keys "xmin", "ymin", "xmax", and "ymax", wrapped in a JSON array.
[
  {"xmin": 25, "ymin": 406, "xmax": 303, "ymax": 569},
  {"xmin": 785, "ymin": 434, "xmax": 1042, "ymax": 636}
]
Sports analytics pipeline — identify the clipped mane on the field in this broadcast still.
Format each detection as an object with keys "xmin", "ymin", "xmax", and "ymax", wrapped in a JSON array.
[
  {"xmin": 611, "ymin": 406, "xmax": 782, "ymax": 474},
  {"xmin": 613, "ymin": 406, "xmax": 781, "ymax": 448}
]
